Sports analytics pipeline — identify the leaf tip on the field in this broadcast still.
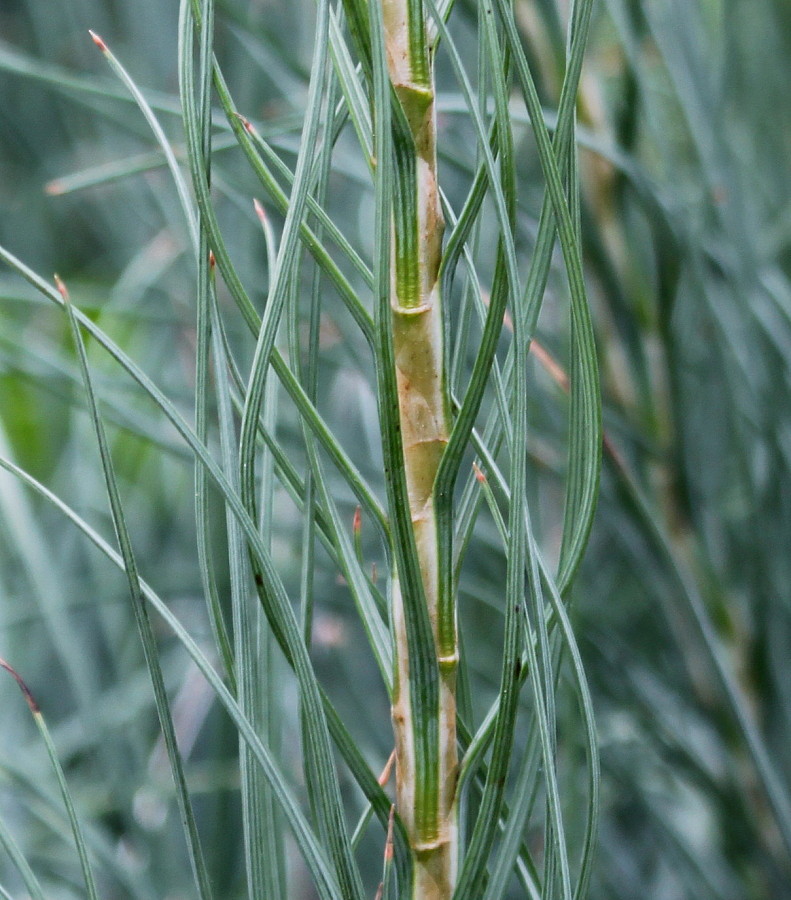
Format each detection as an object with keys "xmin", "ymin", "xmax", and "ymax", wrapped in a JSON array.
[
  {"xmin": 0, "ymin": 657, "xmax": 40, "ymax": 714},
  {"xmin": 54, "ymin": 274, "xmax": 70, "ymax": 303},
  {"xmin": 377, "ymin": 748, "xmax": 395, "ymax": 787},
  {"xmin": 234, "ymin": 112, "xmax": 255, "ymax": 135},
  {"xmin": 253, "ymin": 198, "xmax": 267, "ymax": 225},
  {"xmin": 384, "ymin": 804, "xmax": 395, "ymax": 861},
  {"xmin": 88, "ymin": 29, "xmax": 108, "ymax": 53}
]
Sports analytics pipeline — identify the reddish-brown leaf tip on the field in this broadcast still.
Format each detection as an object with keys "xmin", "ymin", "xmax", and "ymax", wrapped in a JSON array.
[
  {"xmin": 209, "ymin": 250, "xmax": 216, "ymax": 269},
  {"xmin": 377, "ymin": 748, "xmax": 396, "ymax": 787},
  {"xmin": 0, "ymin": 658, "xmax": 40, "ymax": 714},
  {"xmin": 384, "ymin": 804, "xmax": 395, "ymax": 861},
  {"xmin": 44, "ymin": 179, "xmax": 65, "ymax": 196},
  {"xmin": 233, "ymin": 112, "xmax": 255, "ymax": 134},
  {"xmin": 88, "ymin": 30, "xmax": 108, "ymax": 52},
  {"xmin": 472, "ymin": 462, "xmax": 487, "ymax": 484},
  {"xmin": 253, "ymin": 198, "xmax": 267, "ymax": 225},
  {"xmin": 353, "ymin": 505, "xmax": 362, "ymax": 536},
  {"xmin": 54, "ymin": 274, "xmax": 70, "ymax": 302}
]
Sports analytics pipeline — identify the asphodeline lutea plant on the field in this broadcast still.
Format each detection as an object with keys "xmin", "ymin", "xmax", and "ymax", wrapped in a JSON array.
[{"xmin": 0, "ymin": 0, "xmax": 601, "ymax": 897}]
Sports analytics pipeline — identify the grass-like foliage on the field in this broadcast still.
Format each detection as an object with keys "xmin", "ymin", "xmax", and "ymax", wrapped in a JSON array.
[{"xmin": 1, "ymin": 0, "xmax": 790, "ymax": 898}]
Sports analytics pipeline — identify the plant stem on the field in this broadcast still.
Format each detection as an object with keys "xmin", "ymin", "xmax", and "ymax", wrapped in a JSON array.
[{"xmin": 383, "ymin": 1, "xmax": 458, "ymax": 896}]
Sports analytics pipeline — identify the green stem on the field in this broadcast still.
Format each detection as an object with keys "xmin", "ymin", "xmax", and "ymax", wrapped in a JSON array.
[{"xmin": 383, "ymin": 2, "xmax": 458, "ymax": 896}]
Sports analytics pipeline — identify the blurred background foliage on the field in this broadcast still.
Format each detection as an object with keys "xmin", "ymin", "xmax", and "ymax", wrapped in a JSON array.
[{"xmin": 1, "ymin": 0, "xmax": 791, "ymax": 897}]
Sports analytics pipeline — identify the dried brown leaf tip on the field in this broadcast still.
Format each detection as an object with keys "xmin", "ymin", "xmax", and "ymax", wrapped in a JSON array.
[
  {"xmin": 253, "ymin": 198, "xmax": 267, "ymax": 226},
  {"xmin": 378, "ymin": 748, "xmax": 396, "ymax": 787},
  {"xmin": 472, "ymin": 461, "xmax": 487, "ymax": 484},
  {"xmin": 353, "ymin": 505, "xmax": 362, "ymax": 537},
  {"xmin": 88, "ymin": 30, "xmax": 108, "ymax": 53},
  {"xmin": 384, "ymin": 804, "xmax": 395, "ymax": 862},
  {"xmin": 209, "ymin": 250, "xmax": 216, "ymax": 270},
  {"xmin": 54, "ymin": 274, "xmax": 70, "ymax": 302},
  {"xmin": 234, "ymin": 113, "xmax": 256, "ymax": 136},
  {"xmin": 0, "ymin": 657, "xmax": 40, "ymax": 714}
]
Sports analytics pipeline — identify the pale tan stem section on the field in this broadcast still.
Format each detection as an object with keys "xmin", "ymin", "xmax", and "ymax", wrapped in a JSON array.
[{"xmin": 382, "ymin": 5, "xmax": 458, "ymax": 899}]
